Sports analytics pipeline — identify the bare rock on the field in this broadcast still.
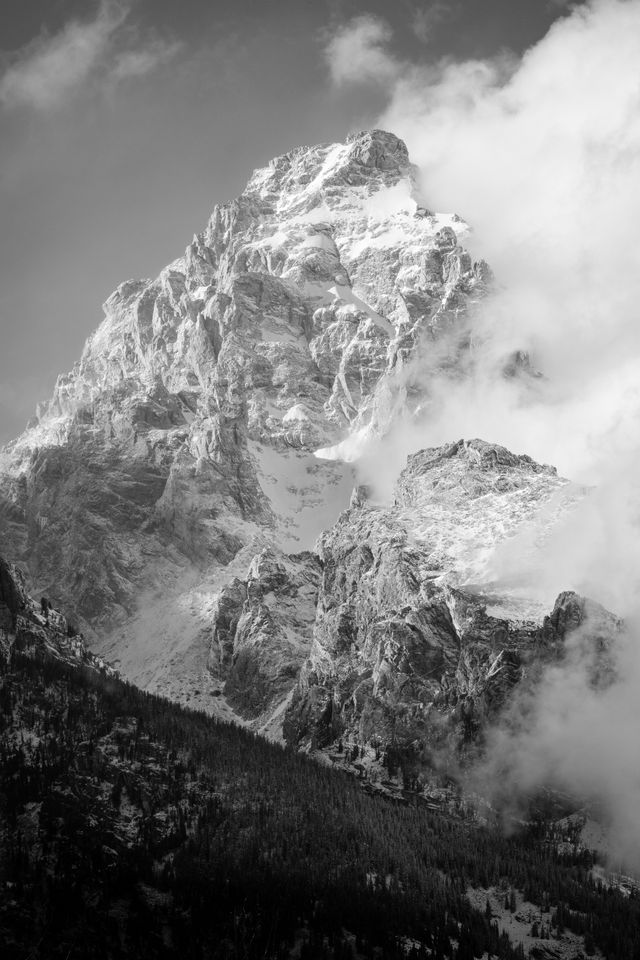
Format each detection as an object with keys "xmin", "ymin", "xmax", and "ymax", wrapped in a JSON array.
[{"xmin": 209, "ymin": 548, "xmax": 322, "ymax": 723}]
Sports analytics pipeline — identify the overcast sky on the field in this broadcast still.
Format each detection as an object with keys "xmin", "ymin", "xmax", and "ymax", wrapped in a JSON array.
[{"xmin": 0, "ymin": 0, "xmax": 579, "ymax": 441}]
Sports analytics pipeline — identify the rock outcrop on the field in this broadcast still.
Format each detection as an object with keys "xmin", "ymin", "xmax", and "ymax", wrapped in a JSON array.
[
  {"xmin": 283, "ymin": 439, "xmax": 602, "ymax": 788},
  {"xmin": 209, "ymin": 548, "xmax": 321, "ymax": 729},
  {"xmin": 0, "ymin": 556, "xmax": 23, "ymax": 630},
  {"xmin": 0, "ymin": 552, "xmax": 114, "ymax": 677}
]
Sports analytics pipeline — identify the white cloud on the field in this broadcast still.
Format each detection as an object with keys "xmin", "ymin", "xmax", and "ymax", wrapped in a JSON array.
[
  {"xmin": 473, "ymin": 609, "xmax": 640, "ymax": 869},
  {"xmin": 324, "ymin": 15, "xmax": 401, "ymax": 86},
  {"xmin": 0, "ymin": 1, "xmax": 180, "ymax": 111},
  {"xmin": 0, "ymin": 2, "xmax": 125, "ymax": 110},
  {"xmin": 326, "ymin": 0, "xmax": 640, "ymax": 858}
]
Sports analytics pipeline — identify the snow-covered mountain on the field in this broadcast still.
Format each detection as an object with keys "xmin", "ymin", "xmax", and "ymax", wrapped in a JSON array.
[
  {"xmin": 0, "ymin": 129, "xmax": 596, "ymax": 764},
  {"xmin": 0, "ymin": 131, "xmax": 491, "ymax": 710}
]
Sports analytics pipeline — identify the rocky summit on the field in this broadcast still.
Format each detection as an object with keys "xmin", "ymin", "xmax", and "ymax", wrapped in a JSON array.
[{"xmin": 0, "ymin": 130, "xmax": 602, "ymax": 776}]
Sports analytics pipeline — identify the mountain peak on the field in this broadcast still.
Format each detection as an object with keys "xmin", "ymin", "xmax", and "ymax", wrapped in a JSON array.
[
  {"xmin": 244, "ymin": 129, "xmax": 414, "ymax": 215},
  {"xmin": 344, "ymin": 128, "xmax": 409, "ymax": 168}
]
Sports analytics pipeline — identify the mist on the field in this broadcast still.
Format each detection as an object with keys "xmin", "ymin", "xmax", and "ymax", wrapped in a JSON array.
[
  {"xmin": 327, "ymin": 0, "xmax": 640, "ymax": 864},
  {"xmin": 471, "ymin": 610, "xmax": 640, "ymax": 871}
]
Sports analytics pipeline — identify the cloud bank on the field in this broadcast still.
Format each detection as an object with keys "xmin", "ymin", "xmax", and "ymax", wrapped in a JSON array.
[{"xmin": 327, "ymin": 0, "xmax": 640, "ymax": 865}]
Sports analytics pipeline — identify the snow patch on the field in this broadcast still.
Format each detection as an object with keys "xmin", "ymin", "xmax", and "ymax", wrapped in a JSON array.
[
  {"xmin": 348, "ymin": 226, "xmax": 414, "ymax": 259},
  {"xmin": 329, "ymin": 284, "xmax": 394, "ymax": 336},
  {"xmin": 302, "ymin": 232, "xmax": 336, "ymax": 252},
  {"xmin": 282, "ymin": 404, "xmax": 310, "ymax": 424},
  {"xmin": 256, "ymin": 229, "xmax": 289, "ymax": 249},
  {"xmin": 314, "ymin": 424, "xmax": 373, "ymax": 463},
  {"xmin": 361, "ymin": 181, "xmax": 416, "ymax": 218},
  {"xmin": 251, "ymin": 440, "xmax": 354, "ymax": 550}
]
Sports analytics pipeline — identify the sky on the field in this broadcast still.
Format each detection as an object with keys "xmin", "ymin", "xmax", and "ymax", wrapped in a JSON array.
[{"xmin": 0, "ymin": 0, "xmax": 580, "ymax": 442}]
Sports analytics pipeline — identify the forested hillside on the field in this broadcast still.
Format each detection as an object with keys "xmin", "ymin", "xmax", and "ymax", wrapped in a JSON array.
[{"xmin": 1, "ymin": 618, "xmax": 639, "ymax": 960}]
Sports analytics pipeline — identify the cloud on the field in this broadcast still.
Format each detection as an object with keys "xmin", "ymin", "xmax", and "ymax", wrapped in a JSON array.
[
  {"xmin": 324, "ymin": 15, "xmax": 401, "ymax": 86},
  {"xmin": 0, "ymin": 1, "xmax": 180, "ymax": 111},
  {"xmin": 0, "ymin": 2, "xmax": 125, "ymax": 110},
  {"xmin": 325, "ymin": 0, "xmax": 640, "ymax": 858},
  {"xmin": 411, "ymin": 2, "xmax": 459, "ymax": 44},
  {"xmin": 109, "ymin": 39, "xmax": 182, "ymax": 83},
  {"xmin": 473, "ymin": 608, "xmax": 640, "ymax": 869}
]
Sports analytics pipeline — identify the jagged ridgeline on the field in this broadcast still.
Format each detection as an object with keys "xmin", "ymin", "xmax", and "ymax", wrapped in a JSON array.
[
  {"xmin": 0, "ymin": 130, "xmax": 493, "ymax": 720},
  {"xmin": 1, "ymin": 562, "xmax": 639, "ymax": 960}
]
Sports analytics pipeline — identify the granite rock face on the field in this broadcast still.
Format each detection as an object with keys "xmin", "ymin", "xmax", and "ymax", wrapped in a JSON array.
[
  {"xmin": 209, "ymin": 548, "xmax": 322, "ymax": 729},
  {"xmin": 0, "ymin": 130, "xmax": 492, "ymax": 716}
]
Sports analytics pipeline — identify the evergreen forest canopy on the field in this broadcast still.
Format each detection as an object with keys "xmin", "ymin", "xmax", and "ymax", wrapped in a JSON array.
[{"xmin": 1, "ymin": 632, "xmax": 639, "ymax": 960}]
